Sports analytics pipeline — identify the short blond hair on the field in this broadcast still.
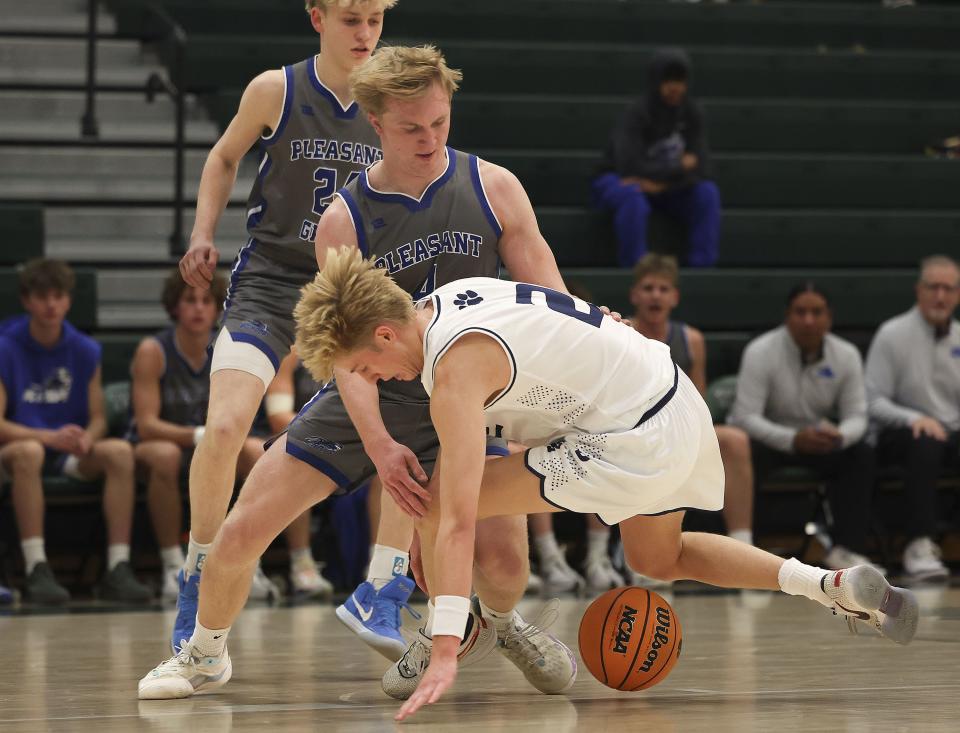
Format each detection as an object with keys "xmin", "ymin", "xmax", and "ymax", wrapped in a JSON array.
[
  {"xmin": 305, "ymin": 0, "xmax": 397, "ymax": 13},
  {"xmin": 350, "ymin": 45, "xmax": 462, "ymax": 117},
  {"xmin": 295, "ymin": 248, "xmax": 415, "ymax": 382}
]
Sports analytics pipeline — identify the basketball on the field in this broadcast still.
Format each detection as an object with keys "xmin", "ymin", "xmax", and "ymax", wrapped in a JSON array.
[{"xmin": 578, "ymin": 587, "xmax": 683, "ymax": 691}]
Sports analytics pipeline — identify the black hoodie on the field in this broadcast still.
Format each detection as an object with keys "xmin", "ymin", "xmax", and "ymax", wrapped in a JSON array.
[{"xmin": 599, "ymin": 48, "xmax": 710, "ymax": 186}]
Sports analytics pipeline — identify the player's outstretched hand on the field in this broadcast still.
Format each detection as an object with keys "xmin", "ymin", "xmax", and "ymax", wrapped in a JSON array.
[
  {"xmin": 179, "ymin": 241, "xmax": 220, "ymax": 289},
  {"xmin": 370, "ymin": 439, "xmax": 431, "ymax": 518},
  {"xmin": 395, "ymin": 638, "xmax": 458, "ymax": 721}
]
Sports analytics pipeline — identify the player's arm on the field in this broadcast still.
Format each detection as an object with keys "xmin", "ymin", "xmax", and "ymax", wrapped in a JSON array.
[
  {"xmin": 264, "ymin": 350, "xmax": 299, "ymax": 434},
  {"xmin": 398, "ymin": 334, "xmax": 511, "ymax": 721},
  {"xmin": 478, "ymin": 160, "xmax": 567, "ymax": 293},
  {"xmin": 313, "ymin": 196, "xmax": 431, "ymax": 507},
  {"xmin": 685, "ymin": 325, "xmax": 707, "ymax": 395},
  {"xmin": 84, "ymin": 366, "xmax": 108, "ymax": 447},
  {"xmin": 130, "ymin": 338, "xmax": 195, "ymax": 447},
  {"xmin": 183, "ymin": 70, "xmax": 285, "ymax": 288}
]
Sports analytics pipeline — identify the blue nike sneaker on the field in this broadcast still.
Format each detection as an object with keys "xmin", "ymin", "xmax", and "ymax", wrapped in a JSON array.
[
  {"xmin": 336, "ymin": 575, "xmax": 421, "ymax": 661},
  {"xmin": 171, "ymin": 570, "xmax": 200, "ymax": 654}
]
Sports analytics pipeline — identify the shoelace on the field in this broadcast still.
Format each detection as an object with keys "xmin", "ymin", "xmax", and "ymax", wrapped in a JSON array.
[
  {"xmin": 155, "ymin": 642, "xmax": 198, "ymax": 674},
  {"xmin": 498, "ymin": 599, "xmax": 561, "ymax": 666}
]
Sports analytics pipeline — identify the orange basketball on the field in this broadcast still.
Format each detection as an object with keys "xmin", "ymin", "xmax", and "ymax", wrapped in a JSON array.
[{"xmin": 578, "ymin": 586, "xmax": 683, "ymax": 691}]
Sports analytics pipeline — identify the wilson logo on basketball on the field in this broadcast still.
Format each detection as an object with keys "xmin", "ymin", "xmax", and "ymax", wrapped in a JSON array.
[
  {"xmin": 639, "ymin": 606, "xmax": 672, "ymax": 672},
  {"xmin": 612, "ymin": 604, "xmax": 638, "ymax": 654}
]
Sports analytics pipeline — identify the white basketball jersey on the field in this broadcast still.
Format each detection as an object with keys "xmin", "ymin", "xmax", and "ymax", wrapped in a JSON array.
[{"xmin": 420, "ymin": 277, "xmax": 678, "ymax": 447}]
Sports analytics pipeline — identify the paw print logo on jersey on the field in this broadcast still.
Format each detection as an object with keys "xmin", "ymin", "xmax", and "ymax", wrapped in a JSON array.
[{"xmin": 453, "ymin": 290, "xmax": 483, "ymax": 310}]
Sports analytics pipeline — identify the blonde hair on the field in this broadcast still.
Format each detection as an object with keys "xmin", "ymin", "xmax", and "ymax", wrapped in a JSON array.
[
  {"xmin": 295, "ymin": 248, "xmax": 415, "ymax": 382},
  {"xmin": 350, "ymin": 45, "xmax": 462, "ymax": 117},
  {"xmin": 305, "ymin": 0, "xmax": 397, "ymax": 13}
]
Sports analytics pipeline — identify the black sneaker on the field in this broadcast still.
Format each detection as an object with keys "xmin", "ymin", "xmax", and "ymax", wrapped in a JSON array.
[
  {"xmin": 26, "ymin": 562, "xmax": 71, "ymax": 605},
  {"xmin": 99, "ymin": 561, "xmax": 152, "ymax": 603}
]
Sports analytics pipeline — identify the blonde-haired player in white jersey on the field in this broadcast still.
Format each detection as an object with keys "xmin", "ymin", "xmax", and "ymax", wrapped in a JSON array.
[{"xmin": 294, "ymin": 249, "xmax": 920, "ymax": 721}]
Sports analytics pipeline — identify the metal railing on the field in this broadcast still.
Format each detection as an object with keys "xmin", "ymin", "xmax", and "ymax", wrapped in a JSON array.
[{"xmin": 81, "ymin": 0, "xmax": 189, "ymax": 257}]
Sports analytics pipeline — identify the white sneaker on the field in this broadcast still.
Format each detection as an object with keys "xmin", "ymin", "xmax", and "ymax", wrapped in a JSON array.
[
  {"xmin": 495, "ymin": 604, "xmax": 577, "ymax": 694},
  {"xmin": 248, "ymin": 564, "xmax": 281, "ymax": 602},
  {"xmin": 290, "ymin": 558, "xmax": 333, "ymax": 598},
  {"xmin": 821, "ymin": 565, "xmax": 919, "ymax": 645},
  {"xmin": 584, "ymin": 555, "xmax": 625, "ymax": 594},
  {"xmin": 525, "ymin": 571, "xmax": 544, "ymax": 595},
  {"xmin": 627, "ymin": 568, "xmax": 674, "ymax": 591},
  {"xmin": 823, "ymin": 546, "xmax": 887, "ymax": 576},
  {"xmin": 381, "ymin": 612, "xmax": 498, "ymax": 700},
  {"xmin": 138, "ymin": 642, "xmax": 232, "ymax": 699},
  {"xmin": 161, "ymin": 567, "xmax": 180, "ymax": 603},
  {"xmin": 902, "ymin": 537, "xmax": 950, "ymax": 581},
  {"xmin": 540, "ymin": 555, "xmax": 585, "ymax": 595}
]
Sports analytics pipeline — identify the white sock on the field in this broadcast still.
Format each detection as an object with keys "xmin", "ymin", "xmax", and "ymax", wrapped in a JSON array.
[
  {"xmin": 160, "ymin": 545, "xmax": 185, "ymax": 571},
  {"xmin": 586, "ymin": 528, "xmax": 610, "ymax": 562},
  {"xmin": 479, "ymin": 600, "xmax": 515, "ymax": 633},
  {"xmin": 184, "ymin": 534, "xmax": 213, "ymax": 577},
  {"xmin": 21, "ymin": 537, "xmax": 46, "ymax": 574},
  {"xmin": 367, "ymin": 544, "xmax": 409, "ymax": 590},
  {"xmin": 290, "ymin": 547, "xmax": 313, "ymax": 569},
  {"xmin": 534, "ymin": 532, "xmax": 562, "ymax": 564},
  {"xmin": 778, "ymin": 558, "xmax": 831, "ymax": 608},
  {"xmin": 107, "ymin": 543, "xmax": 130, "ymax": 571},
  {"xmin": 729, "ymin": 529, "xmax": 753, "ymax": 546},
  {"xmin": 190, "ymin": 618, "xmax": 230, "ymax": 658}
]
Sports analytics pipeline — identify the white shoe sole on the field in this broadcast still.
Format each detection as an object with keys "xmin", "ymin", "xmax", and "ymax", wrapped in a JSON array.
[
  {"xmin": 335, "ymin": 603, "xmax": 406, "ymax": 661},
  {"xmin": 137, "ymin": 658, "xmax": 233, "ymax": 700}
]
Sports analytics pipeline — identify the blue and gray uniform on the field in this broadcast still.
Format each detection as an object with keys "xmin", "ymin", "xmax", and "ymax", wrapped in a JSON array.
[
  {"xmin": 665, "ymin": 320, "xmax": 691, "ymax": 375},
  {"xmin": 127, "ymin": 328, "xmax": 210, "ymax": 443},
  {"xmin": 220, "ymin": 56, "xmax": 382, "ymax": 373},
  {"xmin": 285, "ymin": 147, "xmax": 506, "ymax": 490}
]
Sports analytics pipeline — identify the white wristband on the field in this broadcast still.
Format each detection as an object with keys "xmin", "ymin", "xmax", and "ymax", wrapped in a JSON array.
[
  {"xmin": 432, "ymin": 595, "xmax": 471, "ymax": 639},
  {"xmin": 193, "ymin": 426, "xmax": 206, "ymax": 446},
  {"xmin": 265, "ymin": 393, "xmax": 295, "ymax": 417}
]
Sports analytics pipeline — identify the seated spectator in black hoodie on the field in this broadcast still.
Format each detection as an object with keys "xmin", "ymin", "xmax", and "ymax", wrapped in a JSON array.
[{"xmin": 593, "ymin": 48, "xmax": 721, "ymax": 268}]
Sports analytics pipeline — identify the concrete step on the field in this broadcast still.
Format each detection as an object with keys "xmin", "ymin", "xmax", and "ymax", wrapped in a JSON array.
[
  {"xmin": 0, "ymin": 146, "xmax": 256, "ymax": 202},
  {"xmin": 45, "ymin": 206, "xmax": 247, "ymax": 262},
  {"xmin": 0, "ymin": 37, "xmax": 163, "ymax": 86},
  {"xmin": 0, "ymin": 91, "xmax": 219, "ymax": 144},
  {"xmin": 0, "ymin": 0, "xmax": 117, "ymax": 34}
]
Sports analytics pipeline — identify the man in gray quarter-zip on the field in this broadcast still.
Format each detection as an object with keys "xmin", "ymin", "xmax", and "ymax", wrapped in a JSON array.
[
  {"xmin": 728, "ymin": 283, "xmax": 880, "ymax": 574},
  {"xmin": 865, "ymin": 254, "xmax": 960, "ymax": 582}
]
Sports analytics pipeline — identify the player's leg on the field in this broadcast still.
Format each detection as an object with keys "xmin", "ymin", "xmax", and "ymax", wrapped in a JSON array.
[
  {"xmin": 473, "ymin": 513, "xmax": 578, "ymax": 695},
  {"xmin": 235, "ymin": 435, "xmax": 283, "ymax": 602},
  {"xmin": 76, "ymin": 438, "xmax": 152, "ymax": 602},
  {"xmin": 138, "ymin": 434, "xmax": 338, "ymax": 699},
  {"xmin": 135, "ymin": 440, "xmax": 185, "ymax": 601},
  {"xmin": 171, "ymin": 365, "xmax": 266, "ymax": 650},
  {"xmin": 1, "ymin": 440, "xmax": 70, "ymax": 604}
]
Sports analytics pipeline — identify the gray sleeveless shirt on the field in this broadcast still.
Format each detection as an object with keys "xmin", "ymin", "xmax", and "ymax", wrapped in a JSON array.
[
  {"xmin": 127, "ymin": 328, "xmax": 210, "ymax": 442},
  {"xmin": 246, "ymin": 56, "xmax": 383, "ymax": 270},
  {"xmin": 336, "ymin": 147, "xmax": 503, "ymax": 399},
  {"xmin": 666, "ymin": 320, "xmax": 692, "ymax": 375}
]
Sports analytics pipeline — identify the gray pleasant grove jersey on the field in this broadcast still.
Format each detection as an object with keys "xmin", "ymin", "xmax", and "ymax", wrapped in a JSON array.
[
  {"xmin": 336, "ymin": 147, "xmax": 503, "ymax": 399},
  {"xmin": 246, "ymin": 56, "xmax": 382, "ymax": 270},
  {"xmin": 420, "ymin": 278, "xmax": 678, "ymax": 446}
]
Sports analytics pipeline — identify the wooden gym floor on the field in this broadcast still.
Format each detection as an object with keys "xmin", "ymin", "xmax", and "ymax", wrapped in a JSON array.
[{"xmin": 1, "ymin": 584, "xmax": 958, "ymax": 732}]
